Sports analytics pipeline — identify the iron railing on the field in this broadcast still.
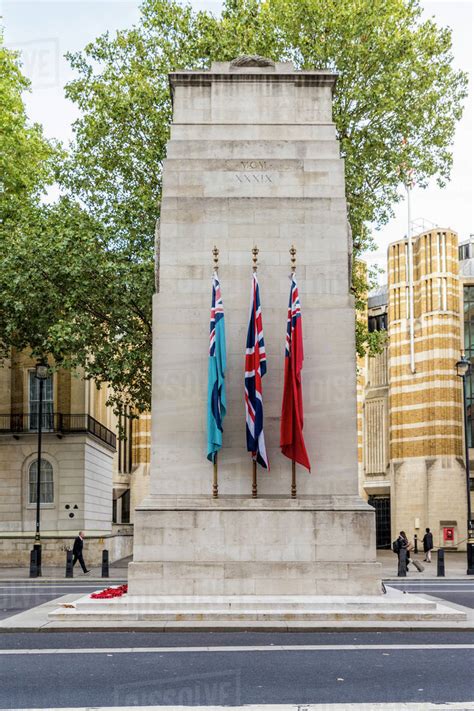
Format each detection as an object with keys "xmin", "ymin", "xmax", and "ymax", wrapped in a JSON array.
[{"xmin": 0, "ymin": 413, "xmax": 116, "ymax": 449}]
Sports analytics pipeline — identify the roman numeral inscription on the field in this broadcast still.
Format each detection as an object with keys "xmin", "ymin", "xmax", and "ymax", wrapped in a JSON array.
[
  {"xmin": 235, "ymin": 173, "xmax": 273, "ymax": 184},
  {"xmin": 240, "ymin": 160, "xmax": 270, "ymax": 170},
  {"xmin": 230, "ymin": 160, "xmax": 274, "ymax": 185}
]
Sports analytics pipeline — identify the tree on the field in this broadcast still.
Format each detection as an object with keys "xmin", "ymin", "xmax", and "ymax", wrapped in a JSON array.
[
  {"xmin": 0, "ymin": 37, "xmax": 152, "ymax": 411},
  {"xmin": 0, "ymin": 35, "xmax": 56, "ymax": 226},
  {"xmin": 0, "ymin": 198, "xmax": 152, "ymax": 409},
  {"xmin": 1, "ymin": 0, "xmax": 467, "ymax": 409},
  {"xmin": 0, "ymin": 197, "xmax": 153, "ymax": 411}
]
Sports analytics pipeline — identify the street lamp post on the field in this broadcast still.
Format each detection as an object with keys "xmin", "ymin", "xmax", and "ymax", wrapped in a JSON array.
[
  {"xmin": 33, "ymin": 360, "xmax": 49, "ymax": 577},
  {"xmin": 455, "ymin": 354, "xmax": 474, "ymax": 575}
]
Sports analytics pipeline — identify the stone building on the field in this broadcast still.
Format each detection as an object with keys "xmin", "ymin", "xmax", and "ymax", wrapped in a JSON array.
[
  {"xmin": 360, "ymin": 229, "xmax": 474, "ymax": 551},
  {"xmin": 0, "ymin": 350, "xmax": 150, "ymax": 565}
]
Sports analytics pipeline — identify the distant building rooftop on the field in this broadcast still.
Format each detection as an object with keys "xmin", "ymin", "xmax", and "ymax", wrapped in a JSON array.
[{"xmin": 368, "ymin": 285, "xmax": 388, "ymax": 309}]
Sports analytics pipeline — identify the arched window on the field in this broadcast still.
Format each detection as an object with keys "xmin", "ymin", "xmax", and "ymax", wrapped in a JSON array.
[{"xmin": 28, "ymin": 459, "xmax": 54, "ymax": 504}]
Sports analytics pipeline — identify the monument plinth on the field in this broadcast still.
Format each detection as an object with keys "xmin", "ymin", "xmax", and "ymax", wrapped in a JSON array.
[{"xmin": 129, "ymin": 59, "xmax": 381, "ymax": 597}]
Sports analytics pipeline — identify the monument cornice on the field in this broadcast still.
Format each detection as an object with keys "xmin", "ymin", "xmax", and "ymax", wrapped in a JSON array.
[
  {"xmin": 135, "ymin": 495, "xmax": 373, "ymax": 512},
  {"xmin": 169, "ymin": 71, "xmax": 337, "ymax": 90}
]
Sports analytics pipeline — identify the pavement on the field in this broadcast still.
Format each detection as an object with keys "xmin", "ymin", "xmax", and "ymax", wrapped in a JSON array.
[
  {"xmin": 378, "ymin": 548, "xmax": 470, "ymax": 579},
  {"xmin": 0, "ymin": 549, "xmax": 468, "ymax": 581},
  {"xmin": 0, "ymin": 554, "xmax": 131, "ymax": 581}
]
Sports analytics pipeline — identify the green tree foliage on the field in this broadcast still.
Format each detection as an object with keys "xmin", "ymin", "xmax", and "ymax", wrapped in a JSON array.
[
  {"xmin": 0, "ymin": 36, "xmax": 56, "ymax": 224},
  {"xmin": 0, "ymin": 37, "xmax": 152, "ymax": 411},
  {"xmin": 0, "ymin": 199, "xmax": 153, "ymax": 411},
  {"xmin": 0, "ymin": 1, "xmax": 468, "ymax": 409}
]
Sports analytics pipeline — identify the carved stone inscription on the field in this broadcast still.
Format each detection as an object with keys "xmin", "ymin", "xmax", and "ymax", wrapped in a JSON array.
[
  {"xmin": 235, "ymin": 173, "xmax": 272, "ymax": 184},
  {"xmin": 232, "ymin": 159, "xmax": 273, "ymax": 185}
]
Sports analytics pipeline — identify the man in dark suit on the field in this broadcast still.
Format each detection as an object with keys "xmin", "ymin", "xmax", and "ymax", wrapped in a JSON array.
[
  {"xmin": 423, "ymin": 527, "xmax": 434, "ymax": 563},
  {"xmin": 72, "ymin": 531, "xmax": 90, "ymax": 574}
]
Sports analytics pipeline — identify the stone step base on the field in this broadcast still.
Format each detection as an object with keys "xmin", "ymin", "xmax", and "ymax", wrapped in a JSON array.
[
  {"xmin": 49, "ymin": 591, "xmax": 466, "ymax": 624},
  {"xmin": 80, "ymin": 594, "xmax": 438, "ymax": 613}
]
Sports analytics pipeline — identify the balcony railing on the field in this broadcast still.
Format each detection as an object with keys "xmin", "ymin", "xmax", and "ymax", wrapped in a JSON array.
[{"xmin": 0, "ymin": 413, "xmax": 116, "ymax": 450}]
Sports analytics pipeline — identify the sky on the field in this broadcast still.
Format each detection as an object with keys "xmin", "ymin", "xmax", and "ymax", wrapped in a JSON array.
[{"xmin": 3, "ymin": 0, "xmax": 473, "ymax": 281}]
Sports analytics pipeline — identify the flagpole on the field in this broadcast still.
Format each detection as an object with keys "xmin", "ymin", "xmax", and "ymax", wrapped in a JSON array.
[
  {"xmin": 213, "ymin": 453, "xmax": 219, "ymax": 498},
  {"xmin": 252, "ymin": 245, "xmax": 259, "ymax": 499},
  {"xmin": 290, "ymin": 245, "xmax": 297, "ymax": 498},
  {"xmin": 212, "ymin": 245, "xmax": 219, "ymax": 499}
]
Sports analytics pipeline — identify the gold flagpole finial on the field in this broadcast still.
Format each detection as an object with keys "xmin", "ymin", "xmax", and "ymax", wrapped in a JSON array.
[
  {"xmin": 252, "ymin": 245, "xmax": 259, "ymax": 272},
  {"xmin": 290, "ymin": 245, "xmax": 297, "ymax": 273},
  {"xmin": 212, "ymin": 245, "xmax": 219, "ymax": 273}
]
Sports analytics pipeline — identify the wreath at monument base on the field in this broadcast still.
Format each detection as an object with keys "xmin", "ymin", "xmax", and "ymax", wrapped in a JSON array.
[{"xmin": 90, "ymin": 584, "xmax": 128, "ymax": 599}]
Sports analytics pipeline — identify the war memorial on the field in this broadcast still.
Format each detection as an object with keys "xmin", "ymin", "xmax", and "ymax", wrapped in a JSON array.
[{"xmin": 51, "ymin": 58, "xmax": 464, "ymax": 626}]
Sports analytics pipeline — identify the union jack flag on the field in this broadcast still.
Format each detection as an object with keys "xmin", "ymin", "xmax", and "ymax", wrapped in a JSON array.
[{"xmin": 245, "ymin": 272, "xmax": 269, "ymax": 469}]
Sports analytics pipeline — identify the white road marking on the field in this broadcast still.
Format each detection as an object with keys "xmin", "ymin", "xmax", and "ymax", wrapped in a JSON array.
[
  {"xmin": 387, "ymin": 582, "xmax": 474, "ymax": 585},
  {"xmin": 386, "ymin": 580, "xmax": 474, "ymax": 584},
  {"xmin": 7, "ymin": 703, "xmax": 474, "ymax": 710},
  {"xmin": 2, "ymin": 643, "xmax": 474, "ymax": 655}
]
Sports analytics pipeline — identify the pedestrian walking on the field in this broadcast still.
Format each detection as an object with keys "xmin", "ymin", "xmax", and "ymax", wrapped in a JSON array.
[
  {"xmin": 423, "ymin": 527, "xmax": 434, "ymax": 562},
  {"xmin": 72, "ymin": 531, "xmax": 90, "ymax": 574},
  {"xmin": 396, "ymin": 530, "xmax": 411, "ymax": 570}
]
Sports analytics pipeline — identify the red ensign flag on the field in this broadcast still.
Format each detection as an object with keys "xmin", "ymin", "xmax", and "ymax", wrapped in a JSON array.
[{"xmin": 280, "ymin": 274, "xmax": 311, "ymax": 471}]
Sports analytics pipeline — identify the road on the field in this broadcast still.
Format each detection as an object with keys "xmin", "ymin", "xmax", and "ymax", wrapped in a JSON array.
[
  {"xmin": 386, "ymin": 579, "xmax": 474, "ymax": 608},
  {"xmin": 0, "ymin": 579, "xmax": 473, "ymax": 708},
  {"xmin": 0, "ymin": 579, "xmax": 126, "ymax": 620},
  {"xmin": 1, "ymin": 630, "xmax": 474, "ymax": 708}
]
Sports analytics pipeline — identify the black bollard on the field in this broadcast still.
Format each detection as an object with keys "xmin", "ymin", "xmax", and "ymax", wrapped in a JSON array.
[
  {"xmin": 65, "ymin": 549, "xmax": 73, "ymax": 578},
  {"xmin": 29, "ymin": 548, "xmax": 38, "ymax": 578},
  {"xmin": 437, "ymin": 548, "xmax": 445, "ymax": 577},
  {"xmin": 414, "ymin": 534, "xmax": 418, "ymax": 554},
  {"xmin": 398, "ymin": 547, "xmax": 407, "ymax": 577},
  {"xmin": 101, "ymin": 549, "xmax": 109, "ymax": 578},
  {"xmin": 33, "ymin": 543, "xmax": 42, "ymax": 577}
]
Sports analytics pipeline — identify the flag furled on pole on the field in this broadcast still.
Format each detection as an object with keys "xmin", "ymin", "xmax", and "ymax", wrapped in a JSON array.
[
  {"xmin": 245, "ymin": 272, "xmax": 269, "ymax": 469},
  {"xmin": 280, "ymin": 273, "xmax": 311, "ymax": 471},
  {"xmin": 207, "ymin": 272, "xmax": 226, "ymax": 462}
]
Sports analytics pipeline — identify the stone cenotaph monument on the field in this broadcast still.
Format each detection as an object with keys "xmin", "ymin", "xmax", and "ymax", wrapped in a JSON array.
[
  {"xmin": 129, "ymin": 57, "xmax": 381, "ymax": 599},
  {"xmin": 51, "ymin": 59, "xmax": 466, "ymax": 626}
]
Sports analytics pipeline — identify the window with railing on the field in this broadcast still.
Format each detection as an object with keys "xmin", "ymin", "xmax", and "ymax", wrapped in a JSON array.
[
  {"xmin": 0, "ymin": 412, "xmax": 116, "ymax": 449},
  {"xmin": 29, "ymin": 371, "xmax": 54, "ymax": 431}
]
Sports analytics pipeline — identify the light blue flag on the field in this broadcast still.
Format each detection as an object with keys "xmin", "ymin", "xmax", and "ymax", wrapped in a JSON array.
[{"xmin": 207, "ymin": 272, "xmax": 227, "ymax": 462}]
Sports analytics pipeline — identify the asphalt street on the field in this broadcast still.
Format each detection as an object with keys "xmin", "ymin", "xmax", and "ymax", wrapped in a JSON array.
[
  {"xmin": 0, "ymin": 579, "xmax": 473, "ymax": 708},
  {"xmin": 386, "ymin": 579, "xmax": 474, "ymax": 609},
  {"xmin": 1, "ymin": 631, "xmax": 474, "ymax": 707}
]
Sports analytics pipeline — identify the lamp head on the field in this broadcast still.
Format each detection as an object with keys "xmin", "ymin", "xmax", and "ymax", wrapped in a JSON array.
[
  {"xmin": 456, "ymin": 354, "xmax": 471, "ymax": 378},
  {"xmin": 35, "ymin": 360, "xmax": 49, "ymax": 380}
]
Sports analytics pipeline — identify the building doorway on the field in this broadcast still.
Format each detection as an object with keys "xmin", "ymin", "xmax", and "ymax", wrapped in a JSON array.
[{"xmin": 368, "ymin": 495, "xmax": 391, "ymax": 549}]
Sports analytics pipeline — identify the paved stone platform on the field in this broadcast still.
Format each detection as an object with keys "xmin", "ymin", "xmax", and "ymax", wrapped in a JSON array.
[{"xmin": 43, "ymin": 588, "xmax": 467, "ymax": 630}]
